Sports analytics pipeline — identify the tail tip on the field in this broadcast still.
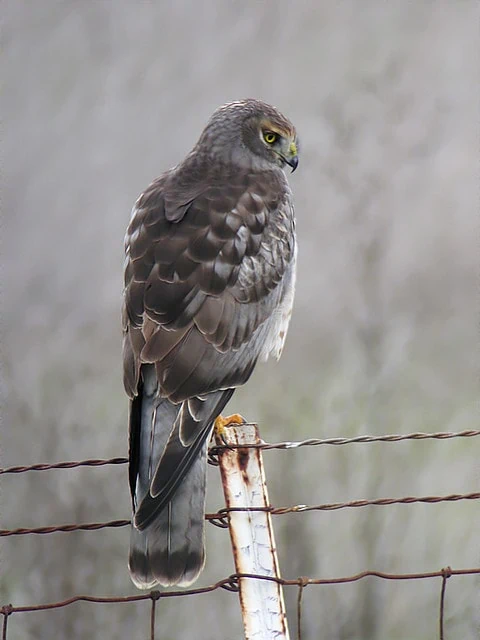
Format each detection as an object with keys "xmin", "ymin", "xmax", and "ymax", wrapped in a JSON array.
[{"xmin": 129, "ymin": 546, "xmax": 206, "ymax": 589}]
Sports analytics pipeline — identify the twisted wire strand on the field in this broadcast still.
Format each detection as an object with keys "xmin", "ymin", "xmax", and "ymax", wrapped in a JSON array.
[
  {"xmin": 2, "ymin": 429, "xmax": 478, "ymax": 476},
  {"xmin": 1, "ymin": 427, "xmax": 478, "ymax": 638},
  {"xmin": 1, "ymin": 492, "xmax": 478, "ymax": 537}
]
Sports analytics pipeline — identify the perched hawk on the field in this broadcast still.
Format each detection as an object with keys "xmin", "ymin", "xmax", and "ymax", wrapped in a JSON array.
[{"xmin": 123, "ymin": 99, "xmax": 299, "ymax": 589}]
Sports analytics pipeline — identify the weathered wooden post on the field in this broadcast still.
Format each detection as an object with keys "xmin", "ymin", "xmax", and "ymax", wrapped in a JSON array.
[{"xmin": 216, "ymin": 423, "xmax": 290, "ymax": 640}]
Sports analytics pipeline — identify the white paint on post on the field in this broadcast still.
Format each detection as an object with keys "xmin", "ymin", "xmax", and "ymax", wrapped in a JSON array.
[{"xmin": 216, "ymin": 423, "xmax": 290, "ymax": 640}]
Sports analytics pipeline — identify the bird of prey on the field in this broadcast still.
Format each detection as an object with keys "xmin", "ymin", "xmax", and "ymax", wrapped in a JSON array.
[{"xmin": 123, "ymin": 99, "xmax": 299, "ymax": 589}]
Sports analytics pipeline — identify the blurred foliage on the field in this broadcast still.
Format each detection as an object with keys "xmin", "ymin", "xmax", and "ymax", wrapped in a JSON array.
[{"xmin": 2, "ymin": 1, "xmax": 479, "ymax": 638}]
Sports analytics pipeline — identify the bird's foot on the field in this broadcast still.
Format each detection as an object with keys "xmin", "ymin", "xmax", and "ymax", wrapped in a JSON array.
[{"xmin": 214, "ymin": 413, "xmax": 246, "ymax": 446}]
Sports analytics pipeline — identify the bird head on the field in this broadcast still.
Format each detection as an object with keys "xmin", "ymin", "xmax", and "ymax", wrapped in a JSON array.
[
  {"xmin": 197, "ymin": 99, "xmax": 299, "ymax": 173},
  {"xmin": 256, "ymin": 120, "xmax": 299, "ymax": 172}
]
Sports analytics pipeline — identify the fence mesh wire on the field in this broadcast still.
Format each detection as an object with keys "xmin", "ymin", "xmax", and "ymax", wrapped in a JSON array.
[{"xmin": 2, "ymin": 428, "xmax": 479, "ymax": 640}]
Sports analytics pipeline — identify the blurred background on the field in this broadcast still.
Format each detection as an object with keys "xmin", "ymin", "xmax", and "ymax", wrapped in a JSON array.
[{"xmin": 2, "ymin": 2, "xmax": 478, "ymax": 639}]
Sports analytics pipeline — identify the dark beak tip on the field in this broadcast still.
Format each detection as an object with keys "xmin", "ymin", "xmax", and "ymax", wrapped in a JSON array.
[{"xmin": 290, "ymin": 156, "xmax": 299, "ymax": 173}]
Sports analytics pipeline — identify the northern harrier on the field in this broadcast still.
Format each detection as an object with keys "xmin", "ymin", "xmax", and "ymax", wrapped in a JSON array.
[{"xmin": 123, "ymin": 99, "xmax": 299, "ymax": 588}]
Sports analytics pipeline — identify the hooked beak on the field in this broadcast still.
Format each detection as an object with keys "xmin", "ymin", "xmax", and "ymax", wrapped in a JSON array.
[
  {"xmin": 283, "ymin": 139, "xmax": 299, "ymax": 172},
  {"xmin": 284, "ymin": 155, "xmax": 299, "ymax": 172}
]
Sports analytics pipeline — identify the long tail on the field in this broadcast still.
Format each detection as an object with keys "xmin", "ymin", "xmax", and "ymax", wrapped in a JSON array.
[{"xmin": 128, "ymin": 365, "xmax": 233, "ymax": 589}]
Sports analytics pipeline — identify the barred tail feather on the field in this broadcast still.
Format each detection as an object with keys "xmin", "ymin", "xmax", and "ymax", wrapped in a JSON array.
[
  {"xmin": 129, "ymin": 442, "xmax": 207, "ymax": 589},
  {"xmin": 128, "ymin": 365, "xmax": 233, "ymax": 589}
]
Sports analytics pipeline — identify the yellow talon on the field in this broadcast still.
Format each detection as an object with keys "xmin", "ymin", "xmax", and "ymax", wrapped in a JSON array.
[{"xmin": 214, "ymin": 413, "xmax": 246, "ymax": 445}]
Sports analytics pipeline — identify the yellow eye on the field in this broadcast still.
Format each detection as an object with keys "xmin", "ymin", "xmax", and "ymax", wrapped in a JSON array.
[{"xmin": 263, "ymin": 131, "xmax": 278, "ymax": 144}]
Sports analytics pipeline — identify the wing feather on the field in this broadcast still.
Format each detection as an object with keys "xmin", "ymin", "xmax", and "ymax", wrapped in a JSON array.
[{"xmin": 123, "ymin": 167, "xmax": 295, "ymax": 403}]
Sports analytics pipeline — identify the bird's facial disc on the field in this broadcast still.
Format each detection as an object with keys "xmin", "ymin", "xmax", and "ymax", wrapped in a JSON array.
[{"xmin": 259, "ymin": 122, "xmax": 299, "ymax": 172}]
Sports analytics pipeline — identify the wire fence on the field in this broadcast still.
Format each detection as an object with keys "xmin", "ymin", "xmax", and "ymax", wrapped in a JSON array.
[
  {"xmin": 2, "ymin": 428, "xmax": 480, "ymax": 640},
  {"xmin": 3, "ymin": 568, "xmax": 479, "ymax": 640}
]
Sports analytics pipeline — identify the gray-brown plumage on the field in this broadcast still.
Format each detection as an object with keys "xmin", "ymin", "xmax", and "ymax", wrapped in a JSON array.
[{"xmin": 123, "ymin": 99, "xmax": 299, "ymax": 588}]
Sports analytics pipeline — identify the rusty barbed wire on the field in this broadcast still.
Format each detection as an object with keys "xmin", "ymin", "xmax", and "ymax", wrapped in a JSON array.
[
  {"xmin": 0, "ymin": 520, "xmax": 130, "ymax": 537},
  {"xmin": 1, "ymin": 428, "xmax": 478, "ymax": 476},
  {"xmin": 2, "ymin": 429, "xmax": 478, "ymax": 639},
  {"xmin": 1, "ymin": 491, "xmax": 478, "ymax": 538},
  {"xmin": 211, "ymin": 427, "xmax": 480, "ymax": 453},
  {"xmin": 207, "ymin": 491, "xmax": 480, "ymax": 520},
  {"xmin": 0, "ymin": 457, "xmax": 127, "ymax": 475}
]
